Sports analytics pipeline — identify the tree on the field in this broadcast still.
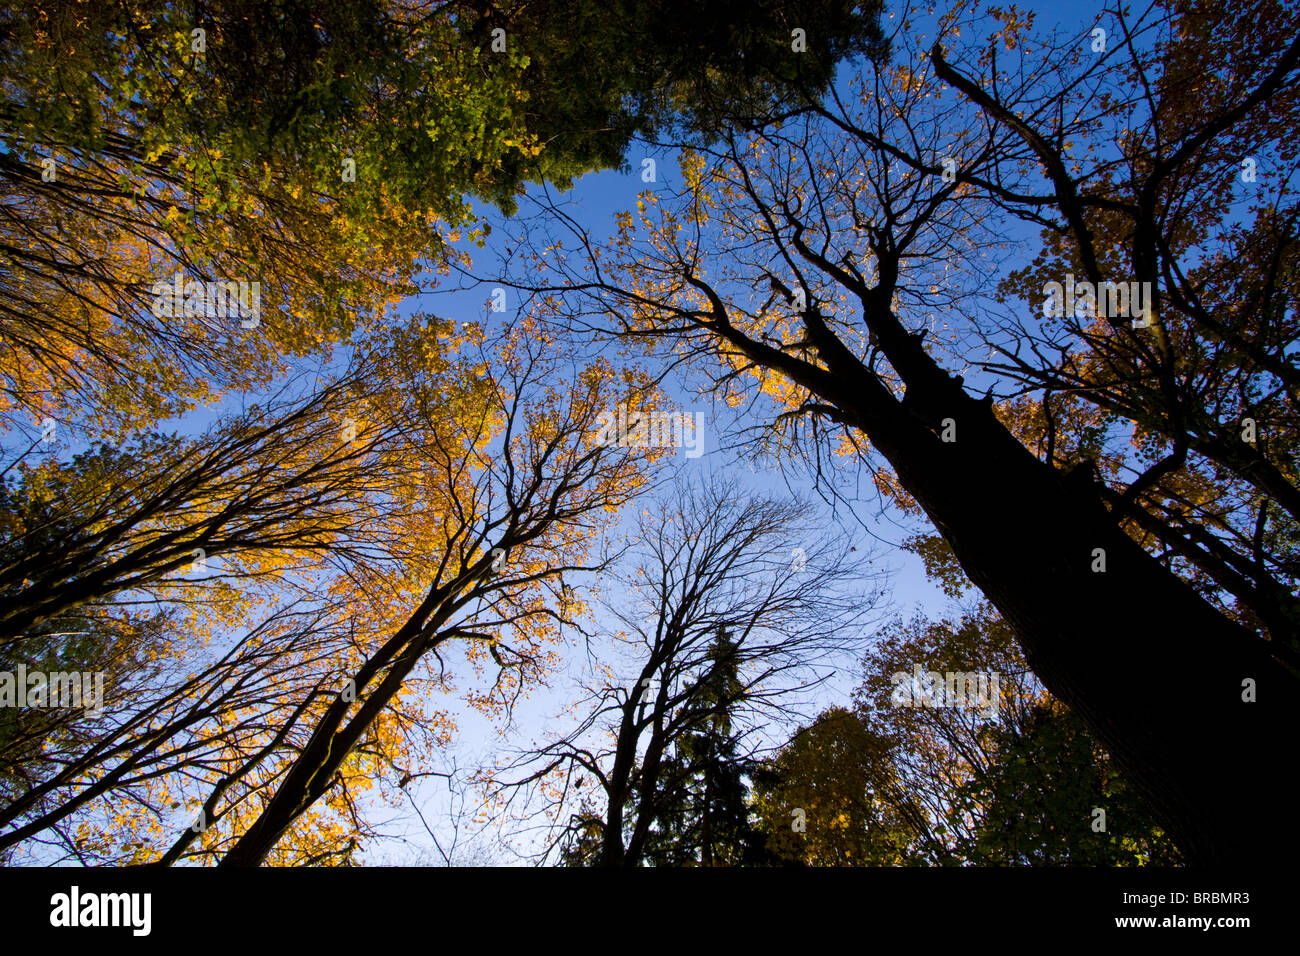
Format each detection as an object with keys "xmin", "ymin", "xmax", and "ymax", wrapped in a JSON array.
[
  {"xmin": 634, "ymin": 629, "xmax": 763, "ymax": 867},
  {"xmin": 850, "ymin": 605, "xmax": 1036, "ymax": 863},
  {"xmin": 0, "ymin": 0, "xmax": 887, "ymax": 436},
  {"xmin": 1, "ymin": 0, "xmax": 525, "ymax": 432},
  {"xmin": 0, "ymin": 358, "xmax": 403, "ymax": 647},
  {"xmin": 459, "ymin": 0, "xmax": 889, "ymax": 187},
  {"xmin": 512, "ymin": 1, "xmax": 1300, "ymax": 862},
  {"xmin": 756, "ymin": 605, "xmax": 1178, "ymax": 866},
  {"xmin": 0, "ymin": 601, "xmax": 352, "ymax": 864},
  {"xmin": 0, "ymin": 313, "xmax": 655, "ymax": 865},
  {"xmin": 754, "ymin": 605, "xmax": 1036, "ymax": 866},
  {"xmin": 490, "ymin": 476, "xmax": 882, "ymax": 866},
  {"xmin": 752, "ymin": 707, "xmax": 913, "ymax": 866},
  {"xmin": 213, "ymin": 320, "xmax": 656, "ymax": 866},
  {"xmin": 0, "ymin": 599, "xmax": 170, "ymax": 817},
  {"xmin": 961, "ymin": 700, "xmax": 1180, "ymax": 866},
  {"xmin": 0, "ymin": 0, "xmax": 896, "ymax": 864}
]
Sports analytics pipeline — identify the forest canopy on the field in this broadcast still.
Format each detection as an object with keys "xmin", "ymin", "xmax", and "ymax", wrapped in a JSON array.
[{"xmin": 0, "ymin": 0, "xmax": 1293, "ymax": 871}]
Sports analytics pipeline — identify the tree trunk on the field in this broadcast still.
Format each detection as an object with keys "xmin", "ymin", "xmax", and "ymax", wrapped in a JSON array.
[
  {"xmin": 736, "ymin": 247, "xmax": 1300, "ymax": 863},
  {"xmin": 862, "ymin": 381, "xmax": 1298, "ymax": 864}
]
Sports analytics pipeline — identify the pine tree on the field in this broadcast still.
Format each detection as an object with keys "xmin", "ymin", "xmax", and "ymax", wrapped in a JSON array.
[{"xmin": 637, "ymin": 629, "xmax": 762, "ymax": 866}]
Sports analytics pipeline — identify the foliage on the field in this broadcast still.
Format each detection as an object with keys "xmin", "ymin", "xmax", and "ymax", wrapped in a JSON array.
[
  {"xmin": 960, "ymin": 700, "xmax": 1180, "ymax": 866},
  {"xmin": 754, "ymin": 607, "xmax": 1179, "ymax": 866},
  {"xmin": 506, "ymin": 0, "xmax": 1300, "ymax": 862},
  {"xmin": 635, "ymin": 630, "xmax": 763, "ymax": 866},
  {"xmin": 752, "ymin": 707, "xmax": 912, "ymax": 866}
]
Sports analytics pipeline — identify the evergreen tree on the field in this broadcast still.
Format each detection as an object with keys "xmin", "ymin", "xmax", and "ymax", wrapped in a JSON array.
[{"xmin": 637, "ymin": 629, "xmax": 763, "ymax": 866}]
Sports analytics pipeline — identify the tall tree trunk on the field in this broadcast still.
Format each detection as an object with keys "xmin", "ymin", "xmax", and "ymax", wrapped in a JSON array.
[
  {"xmin": 857, "ymin": 378, "xmax": 1297, "ymax": 864},
  {"xmin": 220, "ymin": 603, "xmax": 452, "ymax": 866},
  {"xmin": 729, "ymin": 241, "xmax": 1300, "ymax": 863}
]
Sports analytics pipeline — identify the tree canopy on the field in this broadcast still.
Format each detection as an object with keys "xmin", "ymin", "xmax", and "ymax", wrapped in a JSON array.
[
  {"xmin": 502, "ymin": 0, "xmax": 1300, "ymax": 864},
  {"xmin": 1, "ymin": 0, "xmax": 1289, "ymax": 874}
]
